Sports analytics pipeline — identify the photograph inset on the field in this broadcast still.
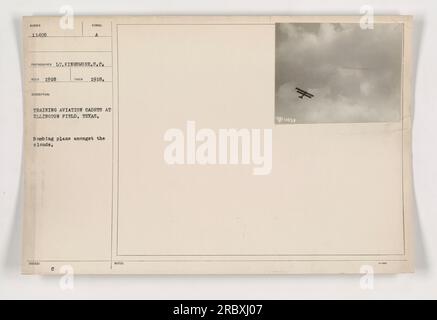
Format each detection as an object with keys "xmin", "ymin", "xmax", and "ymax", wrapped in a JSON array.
[{"xmin": 275, "ymin": 23, "xmax": 403, "ymax": 124}]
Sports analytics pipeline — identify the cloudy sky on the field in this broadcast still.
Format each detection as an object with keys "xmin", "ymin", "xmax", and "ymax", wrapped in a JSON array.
[{"xmin": 275, "ymin": 23, "xmax": 403, "ymax": 123}]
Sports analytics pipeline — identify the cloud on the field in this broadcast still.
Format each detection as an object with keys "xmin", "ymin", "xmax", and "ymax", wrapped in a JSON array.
[{"xmin": 275, "ymin": 23, "xmax": 403, "ymax": 123}]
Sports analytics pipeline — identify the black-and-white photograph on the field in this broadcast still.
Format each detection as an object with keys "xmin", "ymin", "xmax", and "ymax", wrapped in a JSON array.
[{"xmin": 275, "ymin": 23, "xmax": 403, "ymax": 124}]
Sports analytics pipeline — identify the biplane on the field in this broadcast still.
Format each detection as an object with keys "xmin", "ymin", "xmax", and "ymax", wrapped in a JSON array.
[{"xmin": 296, "ymin": 87, "xmax": 314, "ymax": 99}]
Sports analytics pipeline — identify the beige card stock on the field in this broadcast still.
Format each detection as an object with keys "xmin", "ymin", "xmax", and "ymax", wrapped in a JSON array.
[{"xmin": 22, "ymin": 16, "xmax": 414, "ymax": 274}]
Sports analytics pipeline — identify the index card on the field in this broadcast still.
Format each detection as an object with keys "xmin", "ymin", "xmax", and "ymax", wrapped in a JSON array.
[{"xmin": 22, "ymin": 16, "xmax": 414, "ymax": 274}]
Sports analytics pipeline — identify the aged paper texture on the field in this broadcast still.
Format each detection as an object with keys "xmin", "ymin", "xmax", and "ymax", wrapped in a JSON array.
[{"xmin": 22, "ymin": 16, "xmax": 414, "ymax": 274}]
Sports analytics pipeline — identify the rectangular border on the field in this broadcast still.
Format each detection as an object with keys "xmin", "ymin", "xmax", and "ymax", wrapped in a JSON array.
[{"xmin": 114, "ymin": 18, "xmax": 409, "ymax": 260}]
